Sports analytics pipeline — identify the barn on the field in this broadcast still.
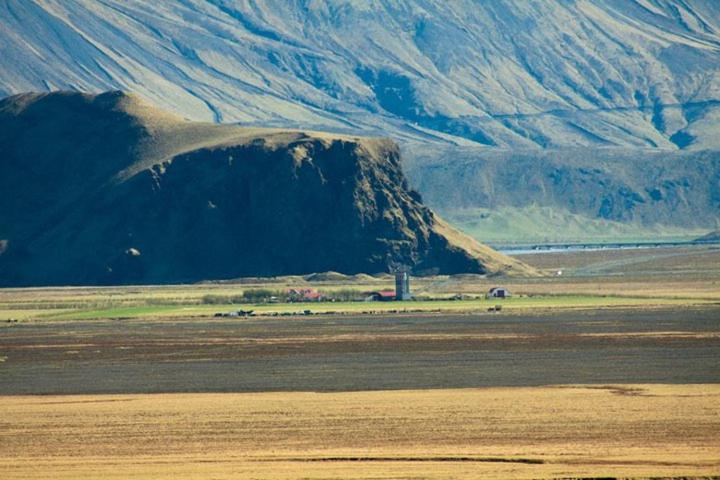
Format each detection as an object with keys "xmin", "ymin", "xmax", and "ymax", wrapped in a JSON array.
[{"xmin": 488, "ymin": 287, "xmax": 511, "ymax": 298}]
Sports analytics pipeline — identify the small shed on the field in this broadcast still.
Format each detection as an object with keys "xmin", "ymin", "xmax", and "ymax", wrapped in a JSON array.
[{"xmin": 487, "ymin": 287, "xmax": 511, "ymax": 299}]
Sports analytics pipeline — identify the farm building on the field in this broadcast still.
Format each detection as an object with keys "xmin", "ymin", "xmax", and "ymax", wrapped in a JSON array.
[
  {"xmin": 394, "ymin": 269, "xmax": 412, "ymax": 300},
  {"xmin": 487, "ymin": 287, "xmax": 511, "ymax": 298},
  {"xmin": 364, "ymin": 290, "xmax": 397, "ymax": 302},
  {"xmin": 364, "ymin": 269, "xmax": 413, "ymax": 302},
  {"xmin": 286, "ymin": 288, "xmax": 324, "ymax": 302}
]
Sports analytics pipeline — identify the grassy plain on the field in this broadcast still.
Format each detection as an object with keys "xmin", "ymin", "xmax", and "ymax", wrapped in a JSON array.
[
  {"xmin": 446, "ymin": 205, "xmax": 710, "ymax": 244},
  {"xmin": 1, "ymin": 245, "xmax": 718, "ymax": 321},
  {"xmin": 0, "ymin": 294, "xmax": 712, "ymax": 321}
]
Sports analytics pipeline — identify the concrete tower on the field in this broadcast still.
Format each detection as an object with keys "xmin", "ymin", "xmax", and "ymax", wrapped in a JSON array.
[{"xmin": 394, "ymin": 268, "xmax": 411, "ymax": 301}]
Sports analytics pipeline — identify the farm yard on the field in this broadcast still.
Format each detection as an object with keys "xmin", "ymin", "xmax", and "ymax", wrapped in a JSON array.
[
  {"xmin": 1, "ymin": 245, "xmax": 719, "ymax": 322},
  {"xmin": 1, "ymin": 244, "xmax": 719, "ymax": 479}
]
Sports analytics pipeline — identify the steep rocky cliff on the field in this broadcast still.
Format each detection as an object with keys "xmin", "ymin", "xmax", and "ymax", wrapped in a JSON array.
[{"xmin": 0, "ymin": 91, "xmax": 533, "ymax": 286}]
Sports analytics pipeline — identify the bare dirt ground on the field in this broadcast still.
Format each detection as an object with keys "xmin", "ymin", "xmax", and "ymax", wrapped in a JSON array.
[
  {"xmin": 512, "ymin": 244, "xmax": 720, "ymax": 278},
  {"xmin": 1, "ymin": 385, "xmax": 719, "ymax": 479},
  {"xmin": 1, "ymin": 306, "xmax": 719, "ymax": 394}
]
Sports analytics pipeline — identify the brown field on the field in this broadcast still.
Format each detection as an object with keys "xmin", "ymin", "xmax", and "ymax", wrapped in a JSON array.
[
  {"xmin": 1, "ymin": 385, "xmax": 719, "ymax": 479},
  {"xmin": 512, "ymin": 244, "xmax": 720, "ymax": 274},
  {"xmin": 2, "ymin": 307, "xmax": 718, "ymax": 394}
]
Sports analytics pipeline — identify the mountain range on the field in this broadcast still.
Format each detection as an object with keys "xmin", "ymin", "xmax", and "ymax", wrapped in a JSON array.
[{"xmin": 1, "ymin": 0, "xmax": 719, "ymax": 241}]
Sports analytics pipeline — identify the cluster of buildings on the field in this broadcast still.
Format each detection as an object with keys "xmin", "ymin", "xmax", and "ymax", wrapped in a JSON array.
[
  {"xmin": 284, "ymin": 271, "xmax": 413, "ymax": 303},
  {"xmin": 363, "ymin": 270, "xmax": 412, "ymax": 301},
  {"xmin": 286, "ymin": 288, "xmax": 324, "ymax": 302},
  {"xmin": 286, "ymin": 270, "xmax": 511, "ymax": 302},
  {"xmin": 216, "ymin": 270, "xmax": 514, "ymax": 318}
]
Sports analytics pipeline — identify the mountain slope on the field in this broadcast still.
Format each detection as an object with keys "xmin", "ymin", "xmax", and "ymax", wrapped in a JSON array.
[
  {"xmin": 0, "ymin": 91, "xmax": 534, "ymax": 286},
  {"xmin": 405, "ymin": 144, "xmax": 720, "ymax": 235},
  {"xmin": 1, "ymin": 0, "xmax": 719, "ymax": 149},
  {"xmin": 697, "ymin": 230, "xmax": 720, "ymax": 242}
]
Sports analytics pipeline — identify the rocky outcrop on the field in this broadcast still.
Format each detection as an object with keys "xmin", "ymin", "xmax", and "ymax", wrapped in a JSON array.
[{"xmin": 0, "ymin": 91, "xmax": 534, "ymax": 286}]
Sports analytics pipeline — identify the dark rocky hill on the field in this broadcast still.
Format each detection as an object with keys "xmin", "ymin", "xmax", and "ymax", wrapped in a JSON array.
[{"xmin": 0, "ymin": 91, "xmax": 533, "ymax": 286}]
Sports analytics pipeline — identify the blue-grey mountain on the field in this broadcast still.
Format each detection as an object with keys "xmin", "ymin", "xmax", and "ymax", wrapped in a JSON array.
[{"xmin": 1, "ymin": 0, "xmax": 719, "ymax": 241}]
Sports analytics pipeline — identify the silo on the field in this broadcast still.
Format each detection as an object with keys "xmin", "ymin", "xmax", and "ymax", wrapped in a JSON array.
[{"xmin": 394, "ymin": 269, "xmax": 411, "ymax": 300}]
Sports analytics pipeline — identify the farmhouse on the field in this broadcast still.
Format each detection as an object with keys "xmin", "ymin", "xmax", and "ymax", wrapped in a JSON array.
[
  {"xmin": 488, "ymin": 286, "xmax": 511, "ymax": 298},
  {"xmin": 286, "ymin": 288, "xmax": 323, "ymax": 302}
]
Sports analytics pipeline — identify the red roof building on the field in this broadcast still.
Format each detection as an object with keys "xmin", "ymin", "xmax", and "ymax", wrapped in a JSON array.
[
  {"xmin": 364, "ymin": 290, "xmax": 397, "ymax": 301},
  {"xmin": 286, "ymin": 288, "xmax": 324, "ymax": 302}
]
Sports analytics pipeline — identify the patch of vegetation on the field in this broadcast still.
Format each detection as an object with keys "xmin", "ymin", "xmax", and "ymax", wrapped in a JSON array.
[
  {"xmin": 201, "ymin": 294, "xmax": 245, "ymax": 305},
  {"xmin": 325, "ymin": 288, "xmax": 367, "ymax": 301},
  {"xmin": 202, "ymin": 289, "xmax": 283, "ymax": 304}
]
